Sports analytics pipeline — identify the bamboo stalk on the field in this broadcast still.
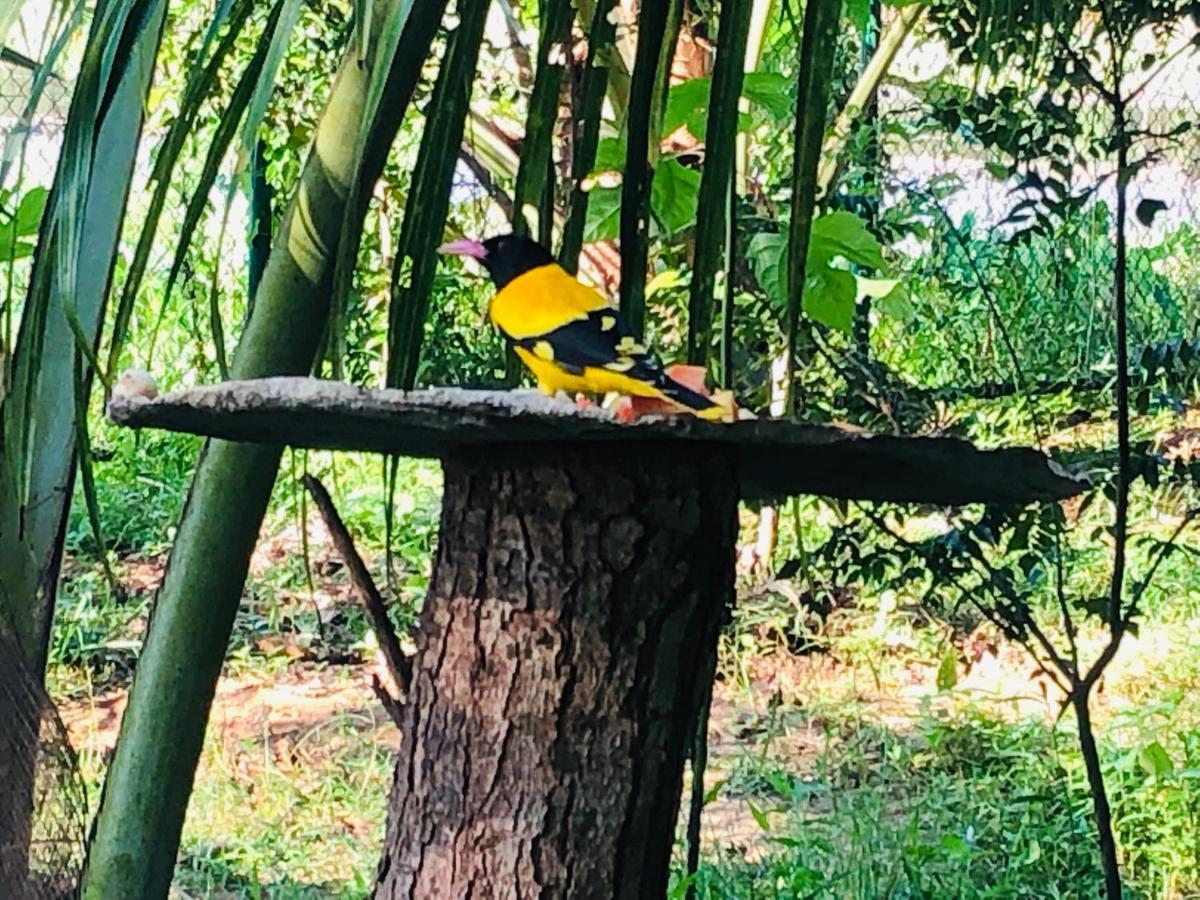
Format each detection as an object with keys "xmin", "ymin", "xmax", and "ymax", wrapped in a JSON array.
[
  {"xmin": 558, "ymin": 0, "xmax": 618, "ymax": 273},
  {"xmin": 687, "ymin": 0, "xmax": 752, "ymax": 367},
  {"xmin": 619, "ymin": 0, "xmax": 674, "ymax": 336},
  {"xmin": 387, "ymin": 0, "xmax": 491, "ymax": 391},
  {"xmin": 783, "ymin": 0, "xmax": 843, "ymax": 418},
  {"xmin": 80, "ymin": 4, "xmax": 439, "ymax": 895}
]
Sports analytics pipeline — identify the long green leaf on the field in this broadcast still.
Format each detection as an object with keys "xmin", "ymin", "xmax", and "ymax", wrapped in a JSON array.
[
  {"xmin": 387, "ymin": 0, "xmax": 491, "ymax": 390},
  {"xmin": 686, "ymin": 0, "xmax": 752, "ymax": 368},
  {"xmin": 105, "ymin": 0, "xmax": 260, "ymax": 380},
  {"xmin": 239, "ymin": 0, "xmax": 304, "ymax": 159},
  {"xmin": 512, "ymin": 0, "xmax": 574, "ymax": 236},
  {"xmin": 247, "ymin": 137, "xmax": 272, "ymax": 305},
  {"xmin": 783, "ymin": 0, "xmax": 842, "ymax": 417},
  {"xmin": 0, "ymin": 0, "xmax": 167, "ymax": 674},
  {"xmin": 618, "ymin": 0, "xmax": 676, "ymax": 337},
  {"xmin": 208, "ymin": 177, "xmax": 238, "ymax": 379},
  {"xmin": 326, "ymin": 0, "xmax": 443, "ymax": 380},
  {"xmin": 558, "ymin": 0, "xmax": 617, "ymax": 273},
  {"xmin": 145, "ymin": 1, "xmax": 285, "ymax": 366}
]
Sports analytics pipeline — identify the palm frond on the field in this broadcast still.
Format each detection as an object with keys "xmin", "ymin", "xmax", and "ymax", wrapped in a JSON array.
[{"xmin": 104, "ymin": 0, "xmax": 260, "ymax": 380}]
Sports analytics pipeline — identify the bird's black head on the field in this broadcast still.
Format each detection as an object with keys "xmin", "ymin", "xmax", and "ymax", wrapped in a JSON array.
[{"xmin": 439, "ymin": 232, "xmax": 554, "ymax": 289}]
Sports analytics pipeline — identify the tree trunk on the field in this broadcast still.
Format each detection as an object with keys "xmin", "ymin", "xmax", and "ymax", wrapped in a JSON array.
[{"xmin": 373, "ymin": 443, "xmax": 737, "ymax": 899}]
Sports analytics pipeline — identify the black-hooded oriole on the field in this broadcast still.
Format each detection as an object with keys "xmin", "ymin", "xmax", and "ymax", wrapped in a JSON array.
[{"xmin": 440, "ymin": 233, "xmax": 723, "ymax": 420}]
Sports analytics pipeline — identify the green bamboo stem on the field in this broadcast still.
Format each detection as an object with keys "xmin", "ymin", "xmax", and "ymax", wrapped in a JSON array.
[
  {"xmin": 512, "ymin": 0, "xmax": 574, "ymax": 236},
  {"xmin": 687, "ymin": 0, "xmax": 752, "ymax": 367},
  {"xmin": 387, "ymin": 0, "xmax": 491, "ymax": 391},
  {"xmin": 618, "ymin": 0, "xmax": 674, "ymax": 336},
  {"xmin": 79, "ymin": 5, "xmax": 439, "ymax": 896},
  {"xmin": 782, "ymin": 0, "xmax": 842, "ymax": 418},
  {"xmin": 558, "ymin": 0, "xmax": 617, "ymax": 273}
]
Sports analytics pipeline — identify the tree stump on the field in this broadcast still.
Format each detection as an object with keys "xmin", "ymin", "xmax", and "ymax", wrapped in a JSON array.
[{"xmin": 372, "ymin": 444, "xmax": 737, "ymax": 898}]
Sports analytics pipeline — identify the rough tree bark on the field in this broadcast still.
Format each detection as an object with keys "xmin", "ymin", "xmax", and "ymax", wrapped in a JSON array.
[{"xmin": 373, "ymin": 444, "xmax": 737, "ymax": 899}]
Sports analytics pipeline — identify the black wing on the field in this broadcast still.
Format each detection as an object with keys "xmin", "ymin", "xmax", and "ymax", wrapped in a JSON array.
[
  {"xmin": 511, "ymin": 307, "xmax": 656, "ymax": 376},
  {"xmin": 512, "ymin": 308, "xmax": 718, "ymax": 413}
]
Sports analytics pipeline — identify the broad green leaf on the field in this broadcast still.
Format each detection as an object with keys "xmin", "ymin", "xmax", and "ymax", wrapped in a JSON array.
[
  {"xmin": 747, "ymin": 231, "xmax": 788, "ymax": 311},
  {"xmin": 748, "ymin": 213, "xmax": 892, "ymax": 333},
  {"xmin": 650, "ymin": 158, "xmax": 700, "ymax": 234},
  {"xmin": 583, "ymin": 185, "xmax": 621, "ymax": 242},
  {"xmin": 1139, "ymin": 741, "xmax": 1174, "ymax": 779},
  {"xmin": 843, "ymin": 0, "xmax": 871, "ymax": 32},
  {"xmin": 857, "ymin": 276, "xmax": 901, "ymax": 300},
  {"xmin": 804, "ymin": 267, "xmax": 856, "ymax": 332},
  {"xmin": 703, "ymin": 777, "xmax": 727, "ymax": 805},
  {"xmin": 0, "ymin": 228, "xmax": 34, "ymax": 260},
  {"xmin": 593, "ymin": 135, "xmax": 625, "ymax": 174},
  {"xmin": 939, "ymin": 833, "xmax": 971, "ymax": 857},
  {"xmin": 646, "ymin": 268, "xmax": 684, "ymax": 296},
  {"xmin": 14, "ymin": 186, "xmax": 49, "ymax": 234},
  {"xmin": 858, "ymin": 276, "xmax": 912, "ymax": 321},
  {"xmin": 664, "ymin": 72, "xmax": 792, "ymax": 142},
  {"xmin": 870, "ymin": 280, "xmax": 914, "ymax": 321},
  {"xmin": 740, "ymin": 72, "xmax": 792, "ymax": 120},
  {"xmin": 809, "ymin": 210, "xmax": 887, "ymax": 270},
  {"xmin": 663, "ymin": 76, "xmax": 710, "ymax": 136}
]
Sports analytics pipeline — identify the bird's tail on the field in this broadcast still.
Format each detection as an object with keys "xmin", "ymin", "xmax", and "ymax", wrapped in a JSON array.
[{"xmin": 656, "ymin": 373, "xmax": 728, "ymax": 421}]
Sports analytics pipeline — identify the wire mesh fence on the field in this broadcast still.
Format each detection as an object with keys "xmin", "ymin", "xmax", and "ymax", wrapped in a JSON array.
[
  {"xmin": 0, "ymin": 622, "xmax": 87, "ymax": 900},
  {"xmin": 870, "ymin": 16, "xmax": 1200, "ymax": 395}
]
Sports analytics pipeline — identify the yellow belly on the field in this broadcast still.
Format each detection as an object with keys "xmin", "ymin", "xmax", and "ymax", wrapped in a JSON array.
[{"xmin": 514, "ymin": 347, "xmax": 663, "ymax": 399}]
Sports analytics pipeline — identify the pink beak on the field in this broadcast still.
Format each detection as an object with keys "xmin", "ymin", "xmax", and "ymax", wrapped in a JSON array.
[{"xmin": 438, "ymin": 238, "xmax": 488, "ymax": 260}]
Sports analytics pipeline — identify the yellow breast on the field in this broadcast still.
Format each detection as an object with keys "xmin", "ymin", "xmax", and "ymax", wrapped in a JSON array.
[{"xmin": 488, "ymin": 264, "xmax": 611, "ymax": 340}]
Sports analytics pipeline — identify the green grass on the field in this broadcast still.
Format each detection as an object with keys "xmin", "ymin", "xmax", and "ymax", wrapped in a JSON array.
[{"xmin": 175, "ymin": 713, "xmax": 392, "ymax": 898}]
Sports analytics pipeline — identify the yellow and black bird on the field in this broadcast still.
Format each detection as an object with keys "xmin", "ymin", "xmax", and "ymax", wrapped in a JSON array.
[{"xmin": 440, "ymin": 233, "xmax": 724, "ymax": 420}]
